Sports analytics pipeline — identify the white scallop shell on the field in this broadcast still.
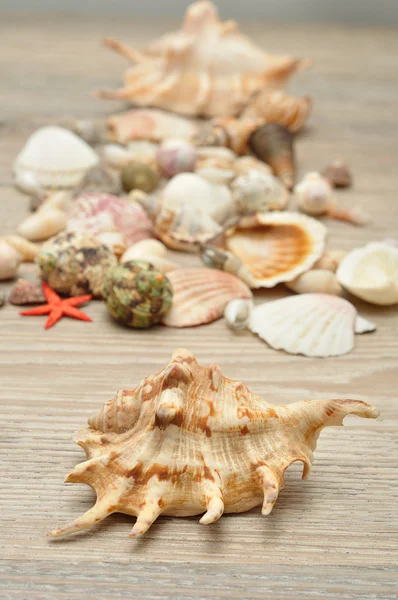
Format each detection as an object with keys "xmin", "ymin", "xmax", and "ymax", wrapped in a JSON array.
[
  {"xmin": 336, "ymin": 242, "xmax": 398, "ymax": 306},
  {"xmin": 249, "ymin": 293, "xmax": 374, "ymax": 358},
  {"xmin": 14, "ymin": 126, "xmax": 99, "ymax": 188}
]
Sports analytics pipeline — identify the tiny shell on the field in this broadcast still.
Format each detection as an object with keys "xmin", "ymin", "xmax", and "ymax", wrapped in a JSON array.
[
  {"xmin": 14, "ymin": 126, "xmax": 99, "ymax": 188},
  {"xmin": 321, "ymin": 160, "xmax": 352, "ymax": 188},
  {"xmin": 249, "ymin": 123, "xmax": 295, "ymax": 190},
  {"xmin": 107, "ymin": 109, "xmax": 198, "ymax": 144},
  {"xmin": 8, "ymin": 279, "xmax": 46, "ymax": 305},
  {"xmin": 17, "ymin": 207, "xmax": 67, "ymax": 242},
  {"xmin": 231, "ymin": 170, "xmax": 288, "ymax": 215},
  {"xmin": 249, "ymin": 294, "xmax": 373, "ymax": 358},
  {"xmin": 224, "ymin": 298, "xmax": 252, "ymax": 330},
  {"xmin": 312, "ymin": 250, "xmax": 348, "ymax": 272},
  {"xmin": 0, "ymin": 240, "xmax": 21, "ymax": 280},
  {"xmin": 336, "ymin": 242, "xmax": 398, "ymax": 305},
  {"xmin": 37, "ymin": 231, "xmax": 118, "ymax": 297},
  {"xmin": 121, "ymin": 162, "xmax": 159, "ymax": 193},
  {"xmin": 285, "ymin": 269, "xmax": 343, "ymax": 296},
  {"xmin": 224, "ymin": 211, "xmax": 326, "ymax": 288},
  {"xmin": 2, "ymin": 235, "xmax": 38, "ymax": 262},
  {"xmin": 163, "ymin": 268, "xmax": 252, "ymax": 327},
  {"xmin": 103, "ymin": 260, "xmax": 173, "ymax": 328},
  {"xmin": 156, "ymin": 139, "xmax": 197, "ymax": 178}
]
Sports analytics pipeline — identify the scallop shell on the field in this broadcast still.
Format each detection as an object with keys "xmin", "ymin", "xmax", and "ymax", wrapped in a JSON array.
[
  {"xmin": 49, "ymin": 348, "xmax": 379, "ymax": 538},
  {"xmin": 107, "ymin": 109, "xmax": 198, "ymax": 144},
  {"xmin": 224, "ymin": 212, "xmax": 326, "ymax": 288},
  {"xmin": 249, "ymin": 294, "xmax": 376, "ymax": 358},
  {"xmin": 163, "ymin": 268, "xmax": 252, "ymax": 327},
  {"xmin": 241, "ymin": 89, "xmax": 312, "ymax": 132},
  {"xmin": 98, "ymin": 1, "xmax": 306, "ymax": 117},
  {"xmin": 67, "ymin": 193, "xmax": 154, "ymax": 246},
  {"xmin": 231, "ymin": 170, "xmax": 289, "ymax": 215},
  {"xmin": 336, "ymin": 242, "xmax": 398, "ymax": 305},
  {"xmin": 14, "ymin": 126, "xmax": 99, "ymax": 188}
]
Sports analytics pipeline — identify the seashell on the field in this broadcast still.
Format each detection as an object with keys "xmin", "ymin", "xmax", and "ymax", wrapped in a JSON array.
[
  {"xmin": 163, "ymin": 268, "xmax": 252, "ymax": 327},
  {"xmin": 14, "ymin": 126, "xmax": 99, "ymax": 189},
  {"xmin": 17, "ymin": 207, "xmax": 67, "ymax": 242},
  {"xmin": 355, "ymin": 316, "xmax": 377, "ymax": 334},
  {"xmin": 8, "ymin": 278, "xmax": 46, "ymax": 305},
  {"xmin": 39, "ymin": 190, "xmax": 73, "ymax": 213},
  {"xmin": 136, "ymin": 173, "xmax": 234, "ymax": 251},
  {"xmin": 14, "ymin": 170, "xmax": 46, "ymax": 197},
  {"xmin": 49, "ymin": 347, "xmax": 379, "ymax": 538},
  {"xmin": 196, "ymin": 146, "xmax": 237, "ymax": 164},
  {"xmin": 336, "ymin": 242, "xmax": 398, "ymax": 306},
  {"xmin": 224, "ymin": 298, "xmax": 252, "ymax": 330},
  {"xmin": 199, "ymin": 244, "xmax": 253, "ymax": 287},
  {"xmin": 196, "ymin": 148, "xmax": 237, "ymax": 185},
  {"xmin": 37, "ymin": 231, "xmax": 117, "ymax": 297},
  {"xmin": 66, "ymin": 118, "xmax": 108, "ymax": 146},
  {"xmin": 195, "ymin": 165, "xmax": 236, "ymax": 186},
  {"xmin": 231, "ymin": 170, "xmax": 289, "ymax": 215},
  {"xmin": 2, "ymin": 235, "xmax": 38, "ymax": 262},
  {"xmin": 312, "ymin": 249, "xmax": 348, "ymax": 272},
  {"xmin": 98, "ymin": 1, "xmax": 306, "ymax": 118},
  {"xmin": 73, "ymin": 164, "xmax": 121, "ymax": 196},
  {"xmin": 120, "ymin": 162, "xmax": 159, "ymax": 193},
  {"xmin": 321, "ymin": 160, "xmax": 352, "ymax": 189},
  {"xmin": 295, "ymin": 172, "xmax": 368, "ymax": 225},
  {"xmin": 67, "ymin": 193, "xmax": 154, "ymax": 246},
  {"xmin": 156, "ymin": 139, "xmax": 197, "ymax": 178},
  {"xmin": 107, "ymin": 108, "xmax": 198, "ymax": 144},
  {"xmin": 249, "ymin": 294, "xmax": 375, "ymax": 358},
  {"xmin": 95, "ymin": 232, "xmax": 127, "ymax": 257},
  {"xmin": 102, "ymin": 142, "xmax": 158, "ymax": 170},
  {"xmin": 202, "ymin": 117, "xmax": 260, "ymax": 155},
  {"xmin": 103, "ymin": 260, "xmax": 173, "ymax": 328},
  {"xmin": 0, "ymin": 240, "xmax": 21, "ymax": 281},
  {"xmin": 233, "ymin": 156, "xmax": 273, "ymax": 177},
  {"xmin": 241, "ymin": 89, "xmax": 312, "ymax": 132},
  {"xmin": 249, "ymin": 123, "xmax": 295, "ymax": 190},
  {"xmin": 224, "ymin": 211, "xmax": 326, "ymax": 288},
  {"xmin": 121, "ymin": 239, "xmax": 180, "ymax": 274},
  {"xmin": 285, "ymin": 269, "xmax": 343, "ymax": 296}
]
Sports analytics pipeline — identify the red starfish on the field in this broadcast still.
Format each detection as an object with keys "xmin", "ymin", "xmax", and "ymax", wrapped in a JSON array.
[{"xmin": 20, "ymin": 282, "xmax": 93, "ymax": 329}]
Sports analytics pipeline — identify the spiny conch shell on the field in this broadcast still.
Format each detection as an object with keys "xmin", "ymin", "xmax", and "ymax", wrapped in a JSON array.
[
  {"xmin": 98, "ymin": 1, "xmax": 306, "ymax": 118},
  {"xmin": 224, "ymin": 211, "xmax": 326, "ymax": 288},
  {"xmin": 285, "ymin": 269, "xmax": 343, "ymax": 296},
  {"xmin": 49, "ymin": 347, "xmax": 379, "ymax": 539},
  {"xmin": 14, "ymin": 126, "xmax": 99, "ymax": 189},
  {"xmin": 95, "ymin": 232, "xmax": 127, "ymax": 258},
  {"xmin": 224, "ymin": 298, "xmax": 253, "ymax": 330},
  {"xmin": 2, "ymin": 235, "xmax": 38, "ymax": 262},
  {"xmin": 321, "ymin": 160, "xmax": 352, "ymax": 189},
  {"xmin": 156, "ymin": 139, "xmax": 197, "ymax": 178},
  {"xmin": 241, "ymin": 89, "xmax": 312, "ymax": 133},
  {"xmin": 163, "ymin": 268, "xmax": 252, "ymax": 327},
  {"xmin": 249, "ymin": 294, "xmax": 376, "ymax": 358},
  {"xmin": 199, "ymin": 245, "xmax": 253, "ymax": 288},
  {"xmin": 0, "ymin": 240, "xmax": 21, "ymax": 281},
  {"xmin": 336, "ymin": 242, "xmax": 398, "ymax": 306},
  {"xmin": 295, "ymin": 172, "xmax": 369, "ymax": 226},
  {"xmin": 312, "ymin": 249, "xmax": 348, "ymax": 272},
  {"xmin": 107, "ymin": 109, "xmax": 198, "ymax": 144},
  {"xmin": 103, "ymin": 261, "xmax": 173, "ymax": 328},
  {"xmin": 231, "ymin": 170, "xmax": 289, "ymax": 215},
  {"xmin": 135, "ymin": 173, "xmax": 233, "ymax": 251},
  {"xmin": 17, "ymin": 206, "xmax": 67, "ymax": 242},
  {"xmin": 249, "ymin": 123, "xmax": 295, "ymax": 190},
  {"xmin": 121, "ymin": 239, "xmax": 180, "ymax": 274},
  {"xmin": 233, "ymin": 156, "xmax": 273, "ymax": 177},
  {"xmin": 8, "ymin": 279, "xmax": 46, "ymax": 305},
  {"xmin": 102, "ymin": 142, "xmax": 158, "ymax": 170},
  {"xmin": 67, "ymin": 193, "xmax": 154, "ymax": 246}
]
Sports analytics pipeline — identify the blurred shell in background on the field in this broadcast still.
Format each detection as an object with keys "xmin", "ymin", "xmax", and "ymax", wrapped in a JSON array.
[
  {"xmin": 156, "ymin": 139, "xmax": 197, "ymax": 178},
  {"xmin": 232, "ymin": 170, "xmax": 288, "ymax": 215},
  {"xmin": 250, "ymin": 123, "xmax": 295, "ymax": 190},
  {"xmin": 107, "ymin": 108, "xmax": 198, "ymax": 144},
  {"xmin": 0, "ymin": 240, "xmax": 21, "ymax": 281}
]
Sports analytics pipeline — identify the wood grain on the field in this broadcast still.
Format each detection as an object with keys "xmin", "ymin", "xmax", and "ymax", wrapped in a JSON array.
[{"xmin": 0, "ymin": 14, "xmax": 397, "ymax": 600}]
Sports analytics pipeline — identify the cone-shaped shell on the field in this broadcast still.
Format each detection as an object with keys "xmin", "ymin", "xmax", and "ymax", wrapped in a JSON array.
[
  {"xmin": 163, "ymin": 268, "xmax": 252, "ymax": 327},
  {"xmin": 49, "ymin": 348, "xmax": 379, "ymax": 538},
  {"xmin": 224, "ymin": 212, "xmax": 326, "ymax": 288},
  {"xmin": 250, "ymin": 123, "xmax": 295, "ymax": 189}
]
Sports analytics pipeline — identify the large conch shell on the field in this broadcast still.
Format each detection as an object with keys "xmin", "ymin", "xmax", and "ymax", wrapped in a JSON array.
[
  {"xmin": 99, "ymin": 1, "xmax": 306, "ymax": 117},
  {"xmin": 49, "ymin": 348, "xmax": 379, "ymax": 538}
]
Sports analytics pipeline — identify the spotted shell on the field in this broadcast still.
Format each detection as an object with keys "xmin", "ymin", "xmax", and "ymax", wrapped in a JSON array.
[{"xmin": 103, "ymin": 260, "xmax": 173, "ymax": 328}]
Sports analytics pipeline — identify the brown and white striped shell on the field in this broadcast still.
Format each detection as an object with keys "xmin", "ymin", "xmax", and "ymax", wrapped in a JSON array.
[{"xmin": 49, "ymin": 348, "xmax": 379, "ymax": 538}]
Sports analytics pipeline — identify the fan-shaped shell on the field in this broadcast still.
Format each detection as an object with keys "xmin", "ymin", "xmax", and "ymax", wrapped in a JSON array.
[
  {"xmin": 49, "ymin": 348, "xmax": 379, "ymax": 539},
  {"xmin": 224, "ymin": 212, "xmax": 326, "ymax": 288},
  {"xmin": 107, "ymin": 109, "xmax": 198, "ymax": 144},
  {"xmin": 163, "ymin": 268, "xmax": 252, "ymax": 327},
  {"xmin": 99, "ymin": 1, "xmax": 306, "ymax": 118},
  {"xmin": 249, "ymin": 294, "xmax": 376, "ymax": 357},
  {"xmin": 14, "ymin": 126, "xmax": 99, "ymax": 188}
]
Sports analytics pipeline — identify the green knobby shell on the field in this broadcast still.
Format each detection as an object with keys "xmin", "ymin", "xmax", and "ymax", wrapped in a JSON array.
[
  {"xmin": 121, "ymin": 162, "xmax": 159, "ymax": 193},
  {"xmin": 103, "ymin": 260, "xmax": 173, "ymax": 328}
]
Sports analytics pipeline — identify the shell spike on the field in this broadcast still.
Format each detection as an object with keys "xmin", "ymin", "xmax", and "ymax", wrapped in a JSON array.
[
  {"xmin": 103, "ymin": 37, "xmax": 147, "ymax": 63},
  {"xmin": 256, "ymin": 465, "xmax": 282, "ymax": 516},
  {"xmin": 48, "ymin": 496, "xmax": 116, "ymax": 538},
  {"xmin": 129, "ymin": 503, "xmax": 162, "ymax": 537},
  {"xmin": 199, "ymin": 484, "xmax": 224, "ymax": 525},
  {"xmin": 156, "ymin": 389, "xmax": 184, "ymax": 429}
]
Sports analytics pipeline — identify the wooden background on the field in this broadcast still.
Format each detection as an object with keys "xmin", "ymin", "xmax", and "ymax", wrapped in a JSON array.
[{"xmin": 0, "ymin": 14, "xmax": 397, "ymax": 599}]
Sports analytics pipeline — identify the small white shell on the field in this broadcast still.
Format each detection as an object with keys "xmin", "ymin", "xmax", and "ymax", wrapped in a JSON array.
[
  {"xmin": 232, "ymin": 170, "xmax": 288, "ymax": 215},
  {"xmin": 224, "ymin": 298, "xmax": 252, "ymax": 330},
  {"xmin": 17, "ymin": 207, "xmax": 67, "ymax": 241},
  {"xmin": 2, "ymin": 235, "xmax": 38, "ymax": 262},
  {"xmin": 295, "ymin": 172, "xmax": 333, "ymax": 216},
  {"xmin": 285, "ymin": 269, "xmax": 343, "ymax": 296},
  {"xmin": 0, "ymin": 240, "xmax": 21, "ymax": 280},
  {"xmin": 156, "ymin": 139, "xmax": 197, "ymax": 178},
  {"xmin": 336, "ymin": 242, "xmax": 398, "ymax": 305}
]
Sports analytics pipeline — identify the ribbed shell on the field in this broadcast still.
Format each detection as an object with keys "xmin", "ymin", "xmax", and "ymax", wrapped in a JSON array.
[
  {"xmin": 49, "ymin": 348, "xmax": 379, "ymax": 538},
  {"xmin": 163, "ymin": 268, "xmax": 252, "ymax": 327}
]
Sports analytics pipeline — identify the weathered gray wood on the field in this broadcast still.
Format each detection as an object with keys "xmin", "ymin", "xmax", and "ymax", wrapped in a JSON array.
[{"xmin": 0, "ymin": 15, "xmax": 397, "ymax": 600}]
